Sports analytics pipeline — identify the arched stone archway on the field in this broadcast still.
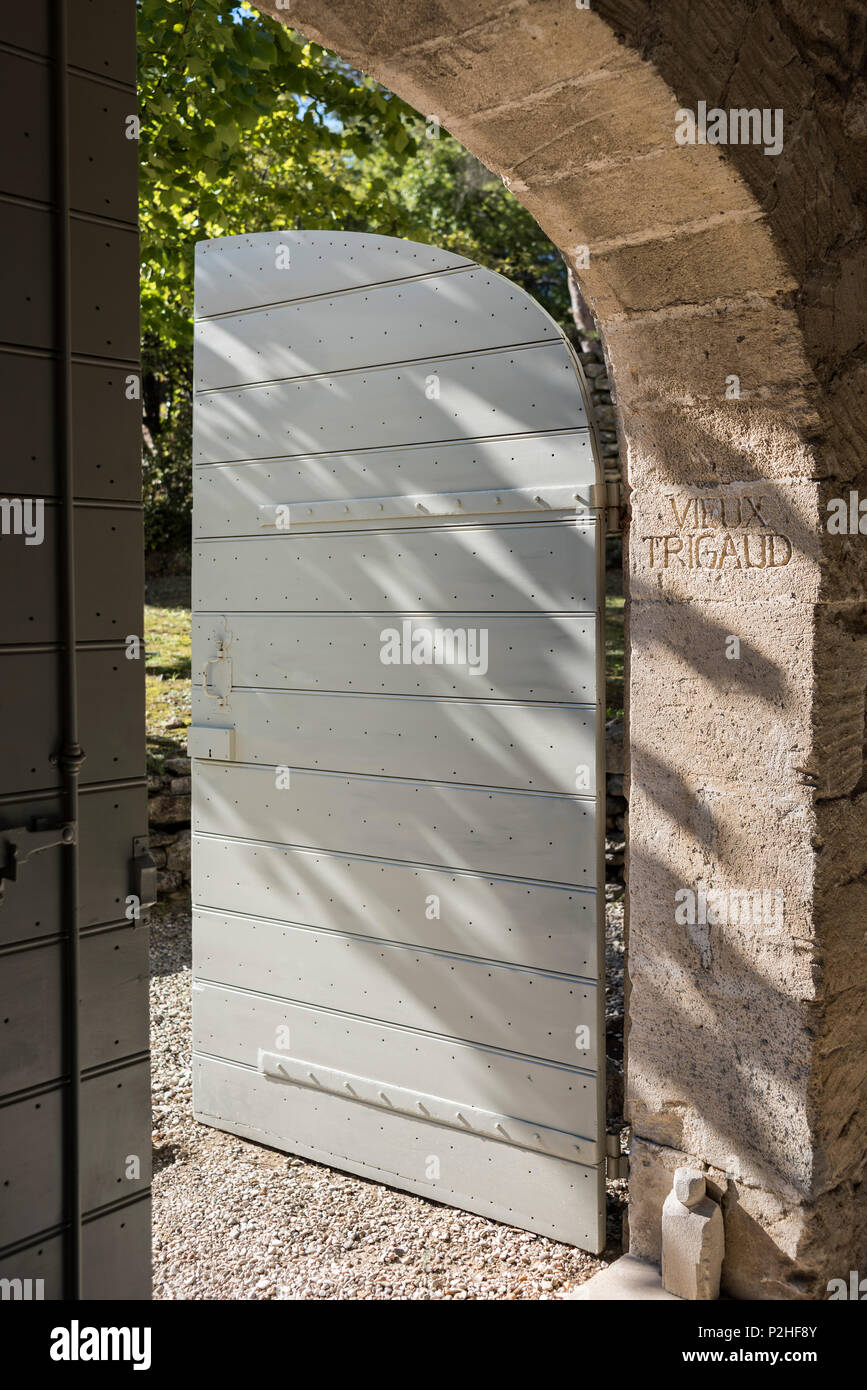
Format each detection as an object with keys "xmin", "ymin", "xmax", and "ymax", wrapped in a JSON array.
[{"xmin": 254, "ymin": 1, "xmax": 867, "ymax": 1297}]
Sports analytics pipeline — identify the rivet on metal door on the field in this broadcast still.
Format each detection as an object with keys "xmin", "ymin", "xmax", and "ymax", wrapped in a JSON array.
[{"xmin": 190, "ymin": 231, "xmax": 607, "ymax": 1251}]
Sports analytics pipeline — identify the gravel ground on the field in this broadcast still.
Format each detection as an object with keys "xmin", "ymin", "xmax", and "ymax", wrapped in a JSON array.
[{"xmin": 151, "ymin": 902, "xmax": 626, "ymax": 1300}]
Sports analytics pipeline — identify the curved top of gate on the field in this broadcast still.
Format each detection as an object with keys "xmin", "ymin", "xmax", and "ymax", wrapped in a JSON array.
[{"xmin": 193, "ymin": 229, "xmax": 602, "ymax": 511}]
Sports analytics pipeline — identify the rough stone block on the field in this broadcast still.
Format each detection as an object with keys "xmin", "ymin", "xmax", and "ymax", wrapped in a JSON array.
[
  {"xmin": 463, "ymin": 61, "xmax": 671, "ymax": 186},
  {"xmin": 628, "ymin": 479, "xmax": 822, "ymax": 603},
  {"xmin": 813, "ymin": 792, "xmax": 867, "ymax": 894},
  {"xmin": 164, "ymin": 829, "xmax": 191, "ymax": 875},
  {"xmin": 661, "ymin": 1167, "xmax": 724, "ymax": 1299},
  {"xmin": 618, "ymin": 398, "xmax": 820, "ymax": 490},
  {"xmin": 809, "ymin": 604, "xmax": 867, "ymax": 796},
  {"xmin": 545, "ymin": 144, "xmax": 755, "ymax": 248},
  {"xmin": 629, "ymin": 1135, "xmax": 867, "ymax": 1300},
  {"xmin": 147, "ymin": 790, "xmax": 191, "ymax": 827},
  {"xmin": 625, "ymin": 596, "xmax": 814, "ymax": 794},
  {"xmin": 591, "ymin": 218, "xmax": 796, "ymax": 319},
  {"xmin": 605, "ymin": 301, "xmax": 813, "ymax": 412}
]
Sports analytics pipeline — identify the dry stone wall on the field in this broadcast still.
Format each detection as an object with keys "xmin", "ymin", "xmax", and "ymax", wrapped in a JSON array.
[{"xmin": 148, "ymin": 758, "xmax": 191, "ymax": 899}]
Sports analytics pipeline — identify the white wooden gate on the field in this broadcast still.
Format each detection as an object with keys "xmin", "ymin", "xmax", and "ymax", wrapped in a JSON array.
[{"xmin": 190, "ymin": 231, "xmax": 607, "ymax": 1251}]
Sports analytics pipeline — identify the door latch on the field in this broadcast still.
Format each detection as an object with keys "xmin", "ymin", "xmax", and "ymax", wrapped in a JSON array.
[
  {"xmin": 202, "ymin": 633, "xmax": 233, "ymax": 708},
  {"xmin": 0, "ymin": 818, "xmax": 77, "ymax": 904},
  {"xmin": 130, "ymin": 835, "xmax": 157, "ymax": 911}
]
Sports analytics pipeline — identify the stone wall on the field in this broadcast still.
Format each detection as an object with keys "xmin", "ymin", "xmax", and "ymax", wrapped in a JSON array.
[
  {"xmin": 605, "ymin": 718, "xmax": 626, "ymax": 897},
  {"xmin": 148, "ymin": 758, "xmax": 191, "ymax": 899},
  {"xmin": 576, "ymin": 315, "xmax": 628, "ymax": 901}
]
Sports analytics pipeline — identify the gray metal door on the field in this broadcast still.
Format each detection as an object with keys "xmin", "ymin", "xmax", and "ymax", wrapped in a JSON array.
[
  {"xmin": 0, "ymin": 0, "xmax": 151, "ymax": 1299},
  {"xmin": 191, "ymin": 231, "xmax": 606, "ymax": 1250}
]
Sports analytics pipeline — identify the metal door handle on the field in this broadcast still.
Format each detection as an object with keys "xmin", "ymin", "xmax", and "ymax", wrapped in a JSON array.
[
  {"xmin": 202, "ymin": 656, "xmax": 223, "ymax": 700},
  {"xmin": 202, "ymin": 639, "xmax": 231, "ymax": 705}
]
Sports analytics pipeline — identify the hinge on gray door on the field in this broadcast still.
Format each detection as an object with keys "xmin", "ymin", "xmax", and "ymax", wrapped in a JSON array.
[
  {"xmin": 605, "ymin": 1132, "xmax": 629, "ymax": 1180},
  {"xmin": 583, "ymin": 475, "xmax": 622, "ymax": 534},
  {"xmin": 0, "ymin": 818, "xmax": 77, "ymax": 904},
  {"xmin": 603, "ymin": 471, "xmax": 622, "ymax": 536},
  {"xmin": 130, "ymin": 835, "xmax": 157, "ymax": 911}
]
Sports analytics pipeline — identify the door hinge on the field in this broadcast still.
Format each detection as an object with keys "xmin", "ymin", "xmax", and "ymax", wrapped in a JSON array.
[
  {"xmin": 0, "ymin": 818, "xmax": 77, "ymax": 904},
  {"xmin": 583, "ymin": 476, "xmax": 622, "ymax": 534},
  {"xmin": 605, "ymin": 1132, "xmax": 629, "ymax": 1181},
  {"xmin": 130, "ymin": 835, "xmax": 157, "ymax": 911},
  {"xmin": 603, "ymin": 472, "xmax": 622, "ymax": 535}
]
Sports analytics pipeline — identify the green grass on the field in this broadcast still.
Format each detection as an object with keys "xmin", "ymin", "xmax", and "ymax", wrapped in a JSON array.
[{"xmin": 145, "ymin": 575, "xmax": 191, "ymax": 773}]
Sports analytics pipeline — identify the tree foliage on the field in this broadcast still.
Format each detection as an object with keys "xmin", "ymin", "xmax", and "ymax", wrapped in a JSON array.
[
  {"xmin": 137, "ymin": 1, "xmax": 572, "ymax": 553},
  {"xmin": 138, "ymin": 0, "xmax": 420, "ymax": 349},
  {"xmin": 347, "ymin": 135, "xmax": 573, "ymax": 333},
  {"xmin": 138, "ymin": 0, "xmax": 422, "ymax": 549}
]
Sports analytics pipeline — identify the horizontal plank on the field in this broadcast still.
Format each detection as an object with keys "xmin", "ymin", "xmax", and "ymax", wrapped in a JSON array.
[
  {"xmin": 192, "ymin": 1053, "xmax": 605, "ymax": 1250},
  {"xmin": 192, "ymin": 520, "xmax": 596, "ymax": 614},
  {"xmin": 193, "ymin": 344, "xmax": 585, "ymax": 464},
  {"xmin": 192, "ymin": 908, "xmax": 597, "ymax": 1068},
  {"xmin": 0, "ymin": 647, "xmax": 146, "ymax": 792},
  {"xmin": 195, "ymin": 231, "xmax": 475, "ymax": 318},
  {"xmin": 191, "ymin": 612, "xmax": 597, "ymax": 702},
  {"xmin": 193, "ymin": 982, "xmax": 599, "ymax": 1160},
  {"xmin": 194, "ymin": 267, "xmax": 561, "ymax": 390},
  {"xmin": 0, "ymin": 505, "xmax": 144, "ymax": 646},
  {"xmin": 190, "ymin": 688, "xmax": 597, "ymax": 795},
  {"xmin": 0, "ymin": 1198, "xmax": 153, "ymax": 1300},
  {"xmin": 0, "ymin": 924, "xmax": 149, "ymax": 1097},
  {"xmin": 0, "ymin": 1061, "xmax": 151, "ymax": 1251},
  {"xmin": 193, "ymin": 433, "xmax": 595, "ymax": 538},
  {"xmin": 191, "ymin": 836, "xmax": 598, "ymax": 977},
  {"xmin": 192, "ymin": 762, "xmax": 597, "ymax": 886}
]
